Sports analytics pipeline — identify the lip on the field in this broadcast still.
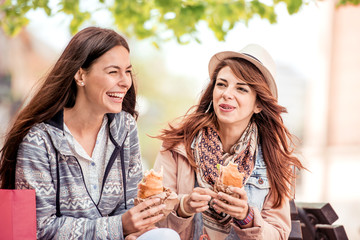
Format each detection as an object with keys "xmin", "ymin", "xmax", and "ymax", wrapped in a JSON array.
[
  {"xmin": 219, "ymin": 103, "xmax": 235, "ymax": 112},
  {"xmin": 106, "ymin": 91, "xmax": 126, "ymax": 103}
]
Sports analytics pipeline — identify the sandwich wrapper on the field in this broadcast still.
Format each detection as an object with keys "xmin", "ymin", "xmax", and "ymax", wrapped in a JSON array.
[
  {"xmin": 134, "ymin": 187, "xmax": 178, "ymax": 219},
  {"xmin": 214, "ymin": 181, "xmax": 241, "ymax": 199}
]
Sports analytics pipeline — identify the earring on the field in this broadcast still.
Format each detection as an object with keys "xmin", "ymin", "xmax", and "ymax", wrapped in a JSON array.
[
  {"xmin": 205, "ymin": 100, "xmax": 213, "ymax": 113},
  {"xmin": 80, "ymin": 82, "xmax": 84, "ymax": 86}
]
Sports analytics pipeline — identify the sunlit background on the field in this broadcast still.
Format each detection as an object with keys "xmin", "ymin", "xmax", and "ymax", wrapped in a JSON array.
[{"xmin": 1, "ymin": 0, "xmax": 359, "ymax": 238}]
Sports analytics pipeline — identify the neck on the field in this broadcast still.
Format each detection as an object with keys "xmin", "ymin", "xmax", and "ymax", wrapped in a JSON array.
[
  {"xmin": 217, "ymin": 123, "xmax": 248, "ymax": 153},
  {"xmin": 64, "ymin": 105, "xmax": 104, "ymax": 138}
]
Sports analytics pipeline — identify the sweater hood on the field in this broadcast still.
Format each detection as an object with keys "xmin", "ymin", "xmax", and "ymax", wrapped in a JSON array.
[{"xmin": 44, "ymin": 109, "xmax": 129, "ymax": 156}]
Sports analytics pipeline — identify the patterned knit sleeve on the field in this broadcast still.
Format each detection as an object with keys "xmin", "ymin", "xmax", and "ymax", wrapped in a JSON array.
[
  {"xmin": 15, "ymin": 126, "xmax": 124, "ymax": 240},
  {"xmin": 125, "ymin": 114, "xmax": 143, "ymax": 207},
  {"xmin": 111, "ymin": 113, "xmax": 143, "ymax": 216}
]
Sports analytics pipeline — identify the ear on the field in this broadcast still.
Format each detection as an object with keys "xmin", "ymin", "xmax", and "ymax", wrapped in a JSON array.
[
  {"xmin": 74, "ymin": 68, "xmax": 85, "ymax": 86},
  {"xmin": 254, "ymin": 103, "xmax": 262, "ymax": 114}
]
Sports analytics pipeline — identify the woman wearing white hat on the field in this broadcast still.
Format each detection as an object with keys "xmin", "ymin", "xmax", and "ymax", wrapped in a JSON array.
[{"xmin": 153, "ymin": 44, "xmax": 304, "ymax": 239}]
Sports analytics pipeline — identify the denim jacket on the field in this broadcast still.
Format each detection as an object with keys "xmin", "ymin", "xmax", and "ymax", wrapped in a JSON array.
[{"xmin": 244, "ymin": 146, "xmax": 270, "ymax": 211}]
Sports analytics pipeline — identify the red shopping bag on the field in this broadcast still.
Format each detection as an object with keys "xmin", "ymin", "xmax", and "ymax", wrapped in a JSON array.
[{"xmin": 0, "ymin": 189, "xmax": 36, "ymax": 240}]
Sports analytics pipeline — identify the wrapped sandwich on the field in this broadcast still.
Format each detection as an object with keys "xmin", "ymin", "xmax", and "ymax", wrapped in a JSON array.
[
  {"xmin": 214, "ymin": 162, "xmax": 244, "ymax": 198},
  {"xmin": 134, "ymin": 167, "xmax": 178, "ymax": 219}
]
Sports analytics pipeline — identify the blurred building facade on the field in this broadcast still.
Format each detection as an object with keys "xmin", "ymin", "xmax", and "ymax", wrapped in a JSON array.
[
  {"xmin": 298, "ymin": 2, "xmax": 360, "ymax": 238},
  {"xmin": 0, "ymin": 29, "xmax": 57, "ymax": 143}
]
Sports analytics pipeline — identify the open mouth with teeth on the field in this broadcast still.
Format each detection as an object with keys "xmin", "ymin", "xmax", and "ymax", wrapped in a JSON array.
[
  {"xmin": 107, "ymin": 92, "xmax": 125, "ymax": 102},
  {"xmin": 219, "ymin": 104, "xmax": 235, "ymax": 111},
  {"xmin": 107, "ymin": 92, "xmax": 124, "ymax": 98}
]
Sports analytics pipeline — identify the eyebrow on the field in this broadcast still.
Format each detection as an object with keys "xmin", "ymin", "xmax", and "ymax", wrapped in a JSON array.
[
  {"xmin": 104, "ymin": 64, "xmax": 132, "ymax": 70},
  {"xmin": 218, "ymin": 78, "xmax": 248, "ymax": 86}
]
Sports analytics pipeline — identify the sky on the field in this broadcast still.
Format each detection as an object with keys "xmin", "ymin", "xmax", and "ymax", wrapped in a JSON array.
[{"xmin": 159, "ymin": 3, "xmax": 322, "ymax": 83}]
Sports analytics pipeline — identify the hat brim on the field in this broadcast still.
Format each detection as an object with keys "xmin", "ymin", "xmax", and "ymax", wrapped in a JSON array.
[{"xmin": 208, "ymin": 51, "xmax": 278, "ymax": 99}]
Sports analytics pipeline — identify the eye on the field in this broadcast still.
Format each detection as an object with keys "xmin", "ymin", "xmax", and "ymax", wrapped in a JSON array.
[
  {"xmin": 238, "ymin": 87, "xmax": 249, "ymax": 93},
  {"xmin": 216, "ymin": 82, "xmax": 226, "ymax": 87},
  {"xmin": 126, "ymin": 70, "xmax": 132, "ymax": 74},
  {"xmin": 109, "ymin": 71, "xmax": 118, "ymax": 74},
  {"xmin": 238, "ymin": 87, "xmax": 249, "ymax": 92}
]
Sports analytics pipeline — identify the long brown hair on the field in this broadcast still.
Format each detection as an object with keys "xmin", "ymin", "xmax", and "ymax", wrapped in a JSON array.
[
  {"xmin": 0, "ymin": 27, "xmax": 138, "ymax": 189},
  {"xmin": 157, "ymin": 58, "xmax": 304, "ymax": 208}
]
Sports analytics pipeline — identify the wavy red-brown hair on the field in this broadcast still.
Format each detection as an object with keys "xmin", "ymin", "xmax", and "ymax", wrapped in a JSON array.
[{"xmin": 156, "ymin": 58, "xmax": 304, "ymax": 208}]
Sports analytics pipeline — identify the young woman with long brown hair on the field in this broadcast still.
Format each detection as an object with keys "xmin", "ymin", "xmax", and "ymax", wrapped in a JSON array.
[
  {"xmin": 153, "ymin": 44, "xmax": 304, "ymax": 239},
  {"xmin": 0, "ymin": 27, "xmax": 179, "ymax": 240}
]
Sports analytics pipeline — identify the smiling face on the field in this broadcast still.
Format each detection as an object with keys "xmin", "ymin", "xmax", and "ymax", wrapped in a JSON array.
[
  {"xmin": 212, "ymin": 66, "xmax": 261, "ymax": 131},
  {"xmin": 74, "ymin": 45, "xmax": 132, "ymax": 116}
]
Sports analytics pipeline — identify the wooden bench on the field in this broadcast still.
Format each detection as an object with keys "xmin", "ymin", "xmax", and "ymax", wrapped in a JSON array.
[{"xmin": 289, "ymin": 200, "xmax": 349, "ymax": 240}]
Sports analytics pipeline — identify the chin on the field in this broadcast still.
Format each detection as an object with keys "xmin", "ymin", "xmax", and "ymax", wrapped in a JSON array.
[
  {"xmin": 216, "ymin": 117, "xmax": 234, "ymax": 125},
  {"xmin": 218, "ymin": 121, "xmax": 235, "ymax": 126},
  {"xmin": 106, "ymin": 107, "xmax": 123, "ymax": 114}
]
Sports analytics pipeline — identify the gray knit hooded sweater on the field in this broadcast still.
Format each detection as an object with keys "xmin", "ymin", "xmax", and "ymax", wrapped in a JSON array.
[{"xmin": 15, "ymin": 110, "xmax": 143, "ymax": 239}]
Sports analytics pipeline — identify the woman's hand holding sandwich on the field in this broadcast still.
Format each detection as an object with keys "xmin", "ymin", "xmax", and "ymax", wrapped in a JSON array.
[
  {"xmin": 212, "ymin": 187, "xmax": 249, "ymax": 220},
  {"xmin": 178, "ymin": 187, "xmax": 217, "ymax": 217},
  {"xmin": 122, "ymin": 198, "xmax": 165, "ymax": 236}
]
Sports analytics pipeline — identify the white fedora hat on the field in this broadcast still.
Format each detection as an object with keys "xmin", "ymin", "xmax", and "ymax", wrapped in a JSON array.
[{"xmin": 208, "ymin": 44, "xmax": 278, "ymax": 99}]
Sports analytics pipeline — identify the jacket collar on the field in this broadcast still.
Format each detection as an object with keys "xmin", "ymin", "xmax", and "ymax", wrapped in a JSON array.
[
  {"xmin": 45, "ymin": 110, "xmax": 64, "ymax": 131},
  {"xmin": 44, "ymin": 109, "xmax": 121, "ymax": 156},
  {"xmin": 45, "ymin": 109, "xmax": 116, "ymax": 131},
  {"xmin": 162, "ymin": 142, "xmax": 187, "ymax": 158}
]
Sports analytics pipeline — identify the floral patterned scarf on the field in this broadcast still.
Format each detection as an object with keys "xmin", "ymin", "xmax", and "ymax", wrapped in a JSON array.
[{"xmin": 192, "ymin": 121, "xmax": 259, "ymax": 238}]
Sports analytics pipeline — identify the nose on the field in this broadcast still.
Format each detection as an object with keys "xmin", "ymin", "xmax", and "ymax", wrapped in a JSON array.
[
  {"xmin": 118, "ymin": 72, "xmax": 132, "ymax": 90},
  {"xmin": 222, "ymin": 87, "xmax": 234, "ymax": 99}
]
